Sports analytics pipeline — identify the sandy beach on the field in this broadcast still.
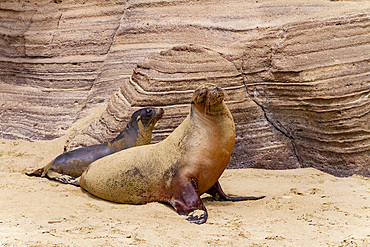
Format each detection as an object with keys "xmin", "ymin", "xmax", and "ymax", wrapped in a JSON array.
[{"xmin": 0, "ymin": 134, "xmax": 369, "ymax": 246}]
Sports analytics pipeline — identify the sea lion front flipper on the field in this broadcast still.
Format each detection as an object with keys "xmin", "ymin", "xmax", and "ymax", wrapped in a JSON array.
[
  {"xmin": 169, "ymin": 179, "xmax": 208, "ymax": 224},
  {"xmin": 46, "ymin": 171, "xmax": 81, "ymax": 187},
  {"xmin": 186, "ymin": 209, "xmax": 208, "ymax": 225},
  {"xmin": 206, "ymin": 181, "xmax": 265, "ymax": 201}
]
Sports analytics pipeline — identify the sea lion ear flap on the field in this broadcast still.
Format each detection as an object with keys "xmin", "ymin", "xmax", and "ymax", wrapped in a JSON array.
[{"xmin": 191, "ymin": 91, "xmax": 199, "ymax": 103}]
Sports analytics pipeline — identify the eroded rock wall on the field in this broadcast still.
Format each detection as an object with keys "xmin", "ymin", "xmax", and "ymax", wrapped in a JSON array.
[
  {"xmin": 232, "ymin": 14, "xmax": 370, "ymax": 176},
  {"xmin": 1, "ymin": 0, "xmax": 369, "ymax": 176},
  {"xmin": 65, "ymin": 13, "xmax": 370, "ymax": 176},
  {"xmin": 0, "ymin": 0, "xmax": 126, "ymax": 140},
  {"xmin": 65, "ymin": 44, "xmax": 300, "ymax": 170},
  {"xmin": 2, "ymin": 0, "xmax": 366, "ymax": 140}
]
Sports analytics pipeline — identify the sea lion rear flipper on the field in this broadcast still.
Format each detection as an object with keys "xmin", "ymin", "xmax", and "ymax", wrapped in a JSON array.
[
  {"xmin": 169, "ymin": 179, "xmax": 208, "ymax": 224},
  {"xmin": 25, "ymin": 168, "xmax": 44, "ymax": 177},
  {"xmin": 205, "ymin": 181, "xmax": 265, "ymax": 201},
  {"xmin": 46, "ymin": 171, "xmax": 81, "ymax": 187}
]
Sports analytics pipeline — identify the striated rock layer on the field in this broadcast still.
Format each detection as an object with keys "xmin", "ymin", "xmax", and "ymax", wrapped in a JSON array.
[
  {"xmin": 0, "ymin": 0, "xmax": 126, "ymax": 140},
  {"xmin": 1, "ymin": 0, "xmax": 369, "ymax": 176},
  {"xmin": 65, "ymin": 44, "xmax": 299, "ymax": 170},
  {"xmin": 66, "ymin": 13, "xmax": 369, "ymax": 176},
  {"xmin": 225, "ymin": 13, "xmax": 370, "ymax": 176},
  {"xmin": 2, "ymin": 0, "xmax": 367, "ymax": 140}
]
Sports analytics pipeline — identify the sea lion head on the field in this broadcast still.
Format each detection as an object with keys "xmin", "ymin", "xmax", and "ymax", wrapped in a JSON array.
[
  {"xmin": 131, "ymin": 107, "xmax": 164, "ymax": 128},
  {"xmin": 108, "ymin": 107, "xmax": 164, "ymax": 152},
  {"xmin": 191, "ymin": 83, "xmax": 226, "ymax": 114}
]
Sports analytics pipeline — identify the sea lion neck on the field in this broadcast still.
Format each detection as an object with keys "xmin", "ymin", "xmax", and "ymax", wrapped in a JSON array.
[
  {"xmin": 136, "ymin": 119, "xmax": 154, "ymax": 145},
  {"xmin": 110, "ymin": 119, "xmax": 138, "ymax": 142},
  {"xmin": 107, "ymin": 120, "xmax": 141, "ymax": 152}
]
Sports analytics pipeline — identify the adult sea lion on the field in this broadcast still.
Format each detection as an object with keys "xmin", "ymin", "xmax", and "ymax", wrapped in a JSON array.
[
  {"xmin": 26, "ymin": 107, "xmax": 164, "ymax": 185},
  {"xmin": 80, "ymin": 83, "xmax": 264, "ymax": 224}
]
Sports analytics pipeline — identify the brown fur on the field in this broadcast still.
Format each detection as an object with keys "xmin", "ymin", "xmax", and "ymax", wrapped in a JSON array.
[{"xmin": 80, "ymin": 84, "xmax": 264, "ymax": 224}]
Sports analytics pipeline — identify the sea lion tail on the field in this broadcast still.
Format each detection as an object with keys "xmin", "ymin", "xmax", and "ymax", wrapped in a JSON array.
[{"xmin": 25, "ymin": 168, "xmax": 44, "ymax": 177}]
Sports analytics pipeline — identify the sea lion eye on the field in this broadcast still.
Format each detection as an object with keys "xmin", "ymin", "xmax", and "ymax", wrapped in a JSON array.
[{"xmin": 146, "ymin": 109, "xmax": 153, "ymax": 115}]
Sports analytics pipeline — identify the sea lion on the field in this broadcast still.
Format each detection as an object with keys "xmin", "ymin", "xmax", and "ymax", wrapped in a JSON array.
[
  {"xmin": 80, "ymin": 83, "xmax": 264, "ymax": 224},
  {"xmin": 26, "ymin": 107, "xmax": 164, "ymax": 185}
]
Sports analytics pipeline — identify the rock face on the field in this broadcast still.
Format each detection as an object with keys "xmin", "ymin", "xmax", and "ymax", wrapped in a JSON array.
[
  {"xmin": 1, "ymin": 0, "xmax": 369, "ymax": 176},
  {"xmin": 65, "ymin": 44, "xmax": 299, "ymax": 171},
  {"xmin": 225, "ymin": 14, "xmax": 370, "ymax": 176},
  {"xmin": 66, "ymin": 14, "xmax": 370, "ymax": 177},
  {"xmin": 0, "ymin": 0, "xmax": 126, "ymax": 140}
]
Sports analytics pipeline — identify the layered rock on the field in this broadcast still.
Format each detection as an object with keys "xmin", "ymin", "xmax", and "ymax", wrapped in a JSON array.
[
  {"xmin": 0, "ymin": 0, "xmax": 125, "ymax": 140},
  {"xmin": 225, "ymin": 13, "xmax": 370, "ymax": 176},
  {"xmin": 65, "ymin": 44, "xmax": 299, "ymax": 170},
  {"xmin": 1, "ymin": 0, "xmax": 369, "ymax": 176},
  {"xmin": 66, "ymin": 13, "xmax": 369, "ymax": 176},
  {"xmin": 2, "ymin": 0, "xmax": 366, "ymax": 140}
]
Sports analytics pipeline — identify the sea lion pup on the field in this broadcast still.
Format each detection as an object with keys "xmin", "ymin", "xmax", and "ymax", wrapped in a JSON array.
[
  {"xmin": 26, "ymin": 107, "xmax": 164, "ymax": 186},
  {"xmin": 80, "ymin": 83, "xmax": 264, "ymax": 224}
]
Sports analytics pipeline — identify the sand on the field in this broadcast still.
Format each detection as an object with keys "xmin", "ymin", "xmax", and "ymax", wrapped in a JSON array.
[{"xmin": 0, "ymin": 112, "xmax": 369, "ymax": 246}]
